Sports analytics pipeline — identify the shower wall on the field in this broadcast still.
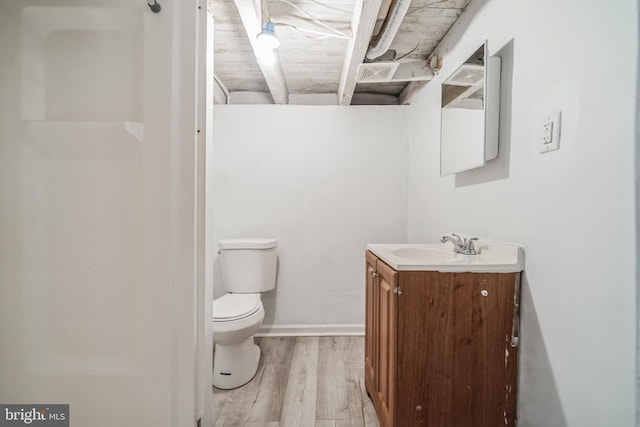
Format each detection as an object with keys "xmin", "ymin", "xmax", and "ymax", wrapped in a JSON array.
[{"xmin": 0, "ymin": 1, "xmax": 208, "ymax": 426}]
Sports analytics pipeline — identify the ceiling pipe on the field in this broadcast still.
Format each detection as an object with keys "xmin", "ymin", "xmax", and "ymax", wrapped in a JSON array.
[
  {"xmin": 365, "ymin": 0, "xmax": 411, "ymax": 61},
  {"xmin": 213, "ymin": 74, "xmax": 231, "ymax": 104}
]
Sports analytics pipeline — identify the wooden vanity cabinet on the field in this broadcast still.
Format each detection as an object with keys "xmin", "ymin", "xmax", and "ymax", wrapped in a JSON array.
[
  {"xmin": 365, "ymin": 250, "xmax": 520, "ymax": 427},
  {"xmin": 365, "ymin": 251, "xmax": 397, "ymax": 427}
]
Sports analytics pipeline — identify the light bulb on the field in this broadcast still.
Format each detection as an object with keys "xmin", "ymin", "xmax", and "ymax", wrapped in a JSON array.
[
  {"xmin": 256, "ymin": 21, "xmax": 280, "ymax": 50},
  {"xmin": 257, "ymin": 48, "xmax": 276, "ymax": 65}
]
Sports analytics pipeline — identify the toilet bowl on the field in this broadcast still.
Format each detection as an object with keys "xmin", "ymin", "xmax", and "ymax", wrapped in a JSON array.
[
  {"xmin": 212, "ymin": 238, "xmax": 277, "ymax": 390},
  {"xmin": 212, "ymin": 293, "xmax": 265, "ymax": 389}
]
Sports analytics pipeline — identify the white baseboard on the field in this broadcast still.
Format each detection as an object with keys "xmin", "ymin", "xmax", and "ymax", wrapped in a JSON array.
[{"xmin": 256, "ymin": 323, "xmax": 364, "ymax": 337}]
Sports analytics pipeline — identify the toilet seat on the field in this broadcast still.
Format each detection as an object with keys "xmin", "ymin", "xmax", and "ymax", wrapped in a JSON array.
[{"xmin": 213, "ymin": 293, "xmax": 261, "ymax": 322}]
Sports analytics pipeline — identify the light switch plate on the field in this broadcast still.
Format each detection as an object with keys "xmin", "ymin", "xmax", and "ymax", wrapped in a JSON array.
[{"xmin": 540, "ymin": 111, "xmax": 561, "ymax": 153}]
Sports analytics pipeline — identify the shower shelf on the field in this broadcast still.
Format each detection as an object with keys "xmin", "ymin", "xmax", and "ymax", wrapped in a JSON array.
[
  {"xmin": 24, "ymin": 121, "xmax": 143, "ymax": 142},
  {"xmin": 23, "ymin": 121, "xmax": 144, "ymax": 159}
]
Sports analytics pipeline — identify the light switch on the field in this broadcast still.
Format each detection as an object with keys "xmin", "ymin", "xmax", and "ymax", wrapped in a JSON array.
[{"xmin": 540, "ymin": 111, "xmax": 561, "ymax": 153}]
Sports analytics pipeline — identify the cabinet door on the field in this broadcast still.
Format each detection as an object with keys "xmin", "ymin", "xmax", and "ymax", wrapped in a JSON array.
[
  {"xmin": 396, "ymin": 271, "xmax": 519, "ymax": 427},
  {"xmin": 449, "ymin": 272, "xmax": 519, "ymax": 427},
  {"xmin": 364, "ymin": 251, "xmax": 378, "ymax": 395},
  {"xmin": 376, "ymin": 260, "xmax": 397, "ymax": 427}
]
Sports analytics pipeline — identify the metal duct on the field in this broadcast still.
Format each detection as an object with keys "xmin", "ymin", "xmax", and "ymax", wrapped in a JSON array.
[{"xmin": 365, "ymin": 0, "xmax": 411, "ymax": 61}]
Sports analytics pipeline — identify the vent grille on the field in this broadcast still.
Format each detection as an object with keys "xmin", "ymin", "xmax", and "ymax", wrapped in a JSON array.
[
  {"xmin": 356, "ymin": 62, "xmax": 400, "ymax": 83},
  {"xmin": 444, "ymin": 64, "xmax": 484, "ymax": 86}
]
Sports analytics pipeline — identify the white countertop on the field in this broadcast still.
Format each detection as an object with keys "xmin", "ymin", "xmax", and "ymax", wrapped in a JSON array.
[{"xmin": 367, "ymin": 240, "xmax": 524, "ymax": 273}]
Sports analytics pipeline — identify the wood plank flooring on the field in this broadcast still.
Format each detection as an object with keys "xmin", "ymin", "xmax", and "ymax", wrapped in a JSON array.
[{"xmin": 213, "ymin": 336, "xmax": 380, "ymax": 427}]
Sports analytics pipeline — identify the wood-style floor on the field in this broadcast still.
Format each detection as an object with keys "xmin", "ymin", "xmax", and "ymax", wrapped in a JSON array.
[{"xmin": 212, "ymin": 336, "xmax": 380, "ymax": 427}]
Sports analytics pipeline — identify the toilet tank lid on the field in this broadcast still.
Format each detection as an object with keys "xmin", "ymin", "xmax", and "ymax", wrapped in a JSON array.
[{"xmin": 219, "ymin": 238, "xmax": 278, "ymax": 250}]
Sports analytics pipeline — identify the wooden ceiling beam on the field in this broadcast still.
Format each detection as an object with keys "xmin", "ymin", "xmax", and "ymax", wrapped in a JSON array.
[
  {"xmin": 337, "ymin": 0, "xmax": 384, "ymax": 106},
  {"xmin": 232, "ymin": 0, "xmax": 289, "ymax": 104},
  {"xmin": 399, "ymin": 81, "xmax": 428, "ymax": 105}
]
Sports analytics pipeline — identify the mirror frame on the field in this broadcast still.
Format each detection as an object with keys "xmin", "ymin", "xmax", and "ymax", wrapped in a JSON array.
[{"xmin": 439, "ymin": 41, "xmax": 501, "ymax": 176}]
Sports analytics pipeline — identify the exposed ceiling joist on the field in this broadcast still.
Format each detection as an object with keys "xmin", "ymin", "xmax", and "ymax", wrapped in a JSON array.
[
  {"xmin": 232, "ymin": 0, "xmax": 289, "ymax": 104},
  {"xmin": 214, "ymin": 0, "xmax": 470, "ymax": 105},
  {"xmin": 399, "ymin": 80, "xmax": 428, "ymax": 105},
  {"xmin": 392, "ymin": 61, "xmax": 434, "ymax": 81},
  {"xmin": 337, "ymin": 0, "xmax": 384, "ymax": 106}
]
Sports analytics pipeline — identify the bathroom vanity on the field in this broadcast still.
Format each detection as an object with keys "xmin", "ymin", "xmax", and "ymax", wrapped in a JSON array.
[{"xmin": 364, "ymin": 241, "xmax": 523, "ymax": 427}]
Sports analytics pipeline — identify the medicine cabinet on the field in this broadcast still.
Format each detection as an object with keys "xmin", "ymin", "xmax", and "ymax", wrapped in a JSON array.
[{"xmin": 440, "ymin": 42, "xmax": 501, "ymax": 176}]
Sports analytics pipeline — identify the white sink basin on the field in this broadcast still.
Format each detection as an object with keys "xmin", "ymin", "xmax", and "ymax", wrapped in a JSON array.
[
  {"xmin": 368, "ymin": 240, "xmax": 524, "ymax": 272},
  {"xmin": 390, "ymin": 247, "xmax": 457, "ymax": 263}
]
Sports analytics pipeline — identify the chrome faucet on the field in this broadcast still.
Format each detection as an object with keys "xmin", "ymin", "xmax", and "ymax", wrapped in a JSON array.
[{"xmin": 440, "ymin": 233, "xmax": 479, "ymax": 255}]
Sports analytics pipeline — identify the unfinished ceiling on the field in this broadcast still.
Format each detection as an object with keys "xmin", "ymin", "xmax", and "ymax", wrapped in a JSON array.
[{"xmin": 211, "ymin": 0, "xmax": 472, "ymax": 105}]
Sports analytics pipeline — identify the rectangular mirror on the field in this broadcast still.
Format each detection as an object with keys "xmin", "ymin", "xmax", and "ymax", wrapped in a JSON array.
[{"xmin": 440, "ymin": 42, "xmax": 501, "ymax": 176}]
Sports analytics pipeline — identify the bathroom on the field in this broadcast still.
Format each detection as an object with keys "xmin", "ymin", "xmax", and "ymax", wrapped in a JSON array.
[{"xmin": 0, "ymin": 0, "xmax": 637, "ymax": 426}]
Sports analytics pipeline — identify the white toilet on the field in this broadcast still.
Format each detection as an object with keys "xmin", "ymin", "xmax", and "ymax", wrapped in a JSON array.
[{"xmin": 212, "ymin": 238, "xmax": 277, "ymax": 389}]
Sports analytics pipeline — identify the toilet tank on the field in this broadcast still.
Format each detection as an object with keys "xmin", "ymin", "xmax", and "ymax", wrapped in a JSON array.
[{"xmin": 219, "ymin": 238, "xmax": 278, "ymax": 293}]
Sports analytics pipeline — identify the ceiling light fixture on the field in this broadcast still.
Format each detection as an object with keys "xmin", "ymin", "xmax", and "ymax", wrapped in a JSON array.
[
  {"xmin": 256, "ymin": 21, "xmax": 280, "ymax": 50},
  {"xmin": 255, "ymin": 21, "xmax": 279, "ymax": 65}
]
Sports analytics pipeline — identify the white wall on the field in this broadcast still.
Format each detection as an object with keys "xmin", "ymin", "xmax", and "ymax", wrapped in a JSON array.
[
  {"xmin": 407, "ymin": 0, "xmax": 637, "ymax": 426},
  {"xmin": 212, "ymin": 105, "xmax": 409, "ymax": 330}
]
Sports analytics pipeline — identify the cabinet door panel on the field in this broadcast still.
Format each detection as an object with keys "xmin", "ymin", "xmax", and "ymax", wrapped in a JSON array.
[
  {"xmin": 364, "ymin": 256, "xmax": 377, "ymax": 394},
  {"xmin": 396, "ymin": 271, "xmax": 456, "ymax": 426},
  {"xmin": 376, "ymin": 260, "xmax": 397, "ymax": 427},
  {"xmin": 450, "ymin": 272, "xmax": 518, "ymax": 427},
  {"xmin": 396, "ymin": 272, "xmax": 519, "ymax": 427}
]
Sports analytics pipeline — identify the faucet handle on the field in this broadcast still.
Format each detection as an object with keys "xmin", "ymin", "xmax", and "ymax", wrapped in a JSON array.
[
  {"xmin": 451, "ymin": 233, "xmax": 463, "ymax": 243},
  {"xmin": 465, "ymin": 237, "xmax": 479, "ymax": 252}
]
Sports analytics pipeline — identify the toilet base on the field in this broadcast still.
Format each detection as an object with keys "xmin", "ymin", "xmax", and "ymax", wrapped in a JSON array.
[{"xmin": 213, "ymin": 337, "xmax": 261, "ymax": 389}]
